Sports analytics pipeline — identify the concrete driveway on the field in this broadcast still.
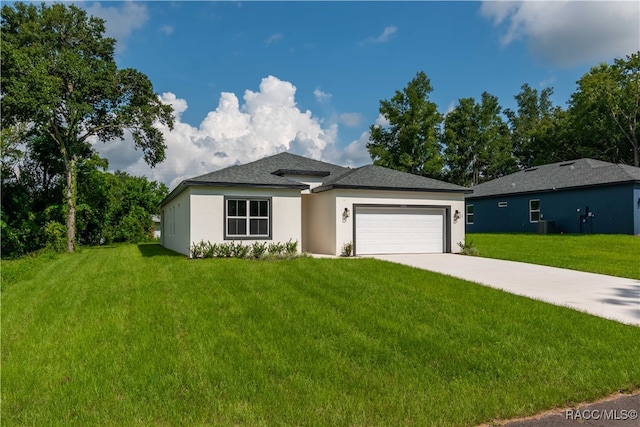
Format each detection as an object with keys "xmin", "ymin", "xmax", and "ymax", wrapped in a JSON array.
[{"xmin": 370, "ymin": 254, "xmax": 640, "ymax": 326}]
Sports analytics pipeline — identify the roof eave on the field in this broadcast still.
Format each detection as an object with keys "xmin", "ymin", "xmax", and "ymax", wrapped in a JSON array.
[
  {"xmin": 313, "ymin": 184, "xmax": 471, "ymax": 194},
  {"xmin": 466, "ymin": 179, "xmax": 640, "ymax": 200},
  {"xmin": 159, "ymin": 180, "xmax": 308, "ymax": 208}
]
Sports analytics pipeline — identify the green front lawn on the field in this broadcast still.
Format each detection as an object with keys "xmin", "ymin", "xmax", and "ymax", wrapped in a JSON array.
[
  {"xmin": 2, "ymin": 244, "xmax": 639, "ymax": 426},
  {"xmin": 467, "ymin": 233, "xmax": 640, "ymax": 280}
]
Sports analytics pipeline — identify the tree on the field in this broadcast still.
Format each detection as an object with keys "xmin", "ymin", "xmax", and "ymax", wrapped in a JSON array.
[
  {"xmin": 504, "ymin": 84, "xmax": 559, "ymax": 168},
  {"xmin": 569, "ymin": 52, "xmax": 640, "ymax": 166},
  {"xmin": 1, "ymin": 124, "xmax": 66, "ymax": 256},
  {"xmin": 442, "ymin": 92, "xmax": 516, "ymax": 186},
  {"xmin": 367, "ymin": 71, "xmax": 444, "ymax": 177},
  {"xmin": 104, "ymin": 171, "xmax": 168, "ymax": 243},
  {"xmin": 1, "ymin": 2, "xmax": 174, "ymax": 252}
]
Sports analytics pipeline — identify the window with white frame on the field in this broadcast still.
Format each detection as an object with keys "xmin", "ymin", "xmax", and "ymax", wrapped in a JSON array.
[
  {"xmin": 225, "ymin": 197, "xmax": 271, "ymax": 239},
  {"xmin": 498, "ymin": 201, "xmax": 508, "ymax": 208},
  {"xmin": 466, "ymin": 204, "xmax": 474, "ymax": 224},
  {"xmin": 529, "ymin": 199, "xmax": 540, "ymax": 222}
]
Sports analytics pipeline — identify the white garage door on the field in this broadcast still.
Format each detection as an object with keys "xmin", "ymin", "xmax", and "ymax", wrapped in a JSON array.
[{"xmin": 355, "ymin": 207, "xmax": 445, "ymax": 255}]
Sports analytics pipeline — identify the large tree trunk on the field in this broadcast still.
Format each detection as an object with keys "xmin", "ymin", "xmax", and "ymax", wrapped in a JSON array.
[{"xmin": 65, "ymin": 155, "xmax": 77, "ymax": 252}]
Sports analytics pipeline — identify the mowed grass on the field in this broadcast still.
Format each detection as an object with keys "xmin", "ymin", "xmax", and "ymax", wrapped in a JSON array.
[
  {"xmin": 468, "ymin": 233, "xmax": 640, "ymax": 280},
  {"xmin": 2, "ymin": 244, "xmax": 639, "ymax": 426}
]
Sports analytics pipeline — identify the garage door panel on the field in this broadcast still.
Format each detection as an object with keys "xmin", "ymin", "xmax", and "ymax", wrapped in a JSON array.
[{"xmin": 355, "ymin": 207, "xmax": 444, "ymax": 255}]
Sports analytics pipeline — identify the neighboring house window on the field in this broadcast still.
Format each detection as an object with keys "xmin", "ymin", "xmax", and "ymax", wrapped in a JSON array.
[
  {"xmin": 529, "ymin": 199, "xmax": 540, "ymax": 222},
  {"xmin": 225, "ymin": 198, "xmax": 271, "ymax": 239},
  {"xmin": 498, "ymin": 201, "xmax": 507, "ymax": 208},
  {"xmin": 466, "ymin": 204, "xmax": 474, "ymax": 224}
]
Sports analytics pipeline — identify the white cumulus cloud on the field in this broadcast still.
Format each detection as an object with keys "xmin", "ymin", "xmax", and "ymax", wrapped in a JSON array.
[
  {"xmin": 480, "ymin": 1, "xmax": 640, "ymax": 67},
  {"xmin": 94, "ymin": 76, "xmax": 341, "ymax": 190},
  {"xmin": 313, "ymin": 88, "xmax": 332, "ymax": 104},
  {"xmin": 339, "ymin": 112, "xmax": 364, "ymax": 128},
  {"xmin": 364, "ymin": 25, "xmax": 398, "ymax": 44},
  {"xmin": 85, "ymin": 2, "xmax": 149, "ymax": 52},
  {"xmin": 374, "ymin": 113, "xmax": 390, "ymax": 127},
  {"xmin": 341, "ymin": 132, "xmax": 372, "ymax": 167}
]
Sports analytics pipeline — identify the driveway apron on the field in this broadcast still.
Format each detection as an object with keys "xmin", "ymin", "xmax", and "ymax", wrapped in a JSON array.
[{"xmin": 370, "ymin": 254, "xmax": 640, "ymax": 326}]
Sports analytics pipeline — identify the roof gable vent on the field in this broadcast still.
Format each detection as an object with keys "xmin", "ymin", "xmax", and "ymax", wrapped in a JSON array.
[{"xmin": 559, "ymin": 162, "xmax": 575, "ymax": 167}]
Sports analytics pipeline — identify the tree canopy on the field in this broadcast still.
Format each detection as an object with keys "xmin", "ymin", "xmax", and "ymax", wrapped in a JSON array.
[
  {"xmin": 1, "ymin": 2, "xmax": 174, "ymax": 252},
  {"xmin": 569, "ymin": 52, "xmax": 640, "ymax": 166},
  {"xmin": 367, "ymin": 52, "xmax": 639, "ymax": 181},
  {"xmin": 442, "ymin": 92, "xmax": 516, "ymax": 186},
  {"xmin": 367, "ymin": 71, "xmax": 444, "ymax": 177}
]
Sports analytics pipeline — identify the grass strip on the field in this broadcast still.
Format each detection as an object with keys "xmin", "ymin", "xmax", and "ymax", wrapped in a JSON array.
[{"xmin": 467, "ymin": 233, "xmax": 640, "ymax": 280}]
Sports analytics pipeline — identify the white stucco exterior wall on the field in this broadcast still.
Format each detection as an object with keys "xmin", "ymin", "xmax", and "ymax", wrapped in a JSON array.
[
  {"xmin": 188, "ymin": 186, "xmax": 302, "ymax": 252},
  {"xmin": 317, "ymin": 189, "xmax": 466, "ymax": 256},
  {"xmin": 161, "ymin": 190, "xmax": 191, "ymax": 255},
  {"xmin": 162, "ymin": 182, "xmax": 465, "ymax": 257}
]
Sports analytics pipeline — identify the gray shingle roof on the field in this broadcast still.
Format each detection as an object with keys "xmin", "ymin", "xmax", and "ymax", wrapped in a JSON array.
[
  {"xmin": 160, "ymin": 152, "xmax": 350, "ymax": 206},
  {"xmin": 467, "ymin": 158, "xmax": 640, "ymax": 199},
  {"xmin": 313, "ymin": 164, "xmax": 469, "ymax": 193},
  {"xmin": 185, "ymin": 152, "xmax": 349, "ymax": 188},
  {"xmin": 160, "ymin": 152, "xmax": 470, "ymax": 207}
]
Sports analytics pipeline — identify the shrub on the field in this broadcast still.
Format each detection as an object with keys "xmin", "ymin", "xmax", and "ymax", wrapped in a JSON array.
[
  {"xmin": 115, "ymin": 206, "xmax": 151, "ymax": 243},
  {"xmin": 230, "ymin": 241, "xmax": 250, "ymax": 258},
  {"xmin": 268, "ymin": 242, "xmax": 285, "ymax": 257},
  {"xmin": 457, "ymin": 239, "xmax": 479, "ymax": 256},
  {"xmin": 284, "ymin": 239, "xmax": 298, "ymax": 257},
  {"xmin": 44, "ymin": 221, "xmax": 67, "ymax": 253},
  {"xmin": 190, "ymin": 241, "xmax": 206, "ymax": 258},
  {"xmin": 203, "ymin": 242, "xmax": 216, "ymax": 258},
  {"xmin": 216, "ymin": 242, "xmax": 232, "ymax": 258},
  {"xmin": 341, "ymin": 241, "xmax": 353, "ymax": 257},
  {"xmin": 251, "ymin": 241, "xmax": 268, "ymax": 259},
  {"xmin": 190, "ymin": 240, "xmax": 300, "ymax": 260}
]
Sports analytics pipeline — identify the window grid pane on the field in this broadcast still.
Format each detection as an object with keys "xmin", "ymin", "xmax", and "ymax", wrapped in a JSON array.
[
  {"xmin": 228, "ymin": 200, "xmax": 237, "ymax": 216},
  {"xmin": 238, "ymin": 200, "xmax": 247, "ymax": 216},
  {"xmin": 529, "ymin": 199, "xmax": 540, "ymax": 223},
  {"xmin": 226, "ymin": 198, "xmax": 269, "ymax": 237}
]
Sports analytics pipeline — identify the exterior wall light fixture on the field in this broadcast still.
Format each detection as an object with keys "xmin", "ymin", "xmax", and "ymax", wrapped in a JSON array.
[{"xmin": 342, "ymin": 208, "xmax": 350, "ymax": 222}]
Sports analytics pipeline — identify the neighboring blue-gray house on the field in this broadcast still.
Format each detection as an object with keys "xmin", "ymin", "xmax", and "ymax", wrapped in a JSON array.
[{"xmin": 465, "ymin": 159, "xmax": 640, "ymax": 235}]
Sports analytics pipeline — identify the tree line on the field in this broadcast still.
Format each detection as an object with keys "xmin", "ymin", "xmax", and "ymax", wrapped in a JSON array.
[
  {"xmin": 1, "ymin": 2, "xmax": 173, "ymax": 258},
  {"xmin": 368, "ymin": 52, "xmax": 640, "ymax": 187},
  {"xmin": 1, "ymin": 129, "xmax": 168, "ymax": 257}
]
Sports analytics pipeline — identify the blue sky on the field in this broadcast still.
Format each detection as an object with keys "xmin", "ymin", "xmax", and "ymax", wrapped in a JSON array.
[{"xmin": 74, "ymin": 1, "xmax": 639, "ymax": 189}]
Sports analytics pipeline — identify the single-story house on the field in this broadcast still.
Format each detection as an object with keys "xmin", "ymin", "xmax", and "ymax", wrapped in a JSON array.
[
  {"xmin": 465, "ymin": 158, "xmax": 640, "ymax": 235},
  {"xmin": 159, "ymin": 152, "xmax": 470, "ymax": 256}
]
